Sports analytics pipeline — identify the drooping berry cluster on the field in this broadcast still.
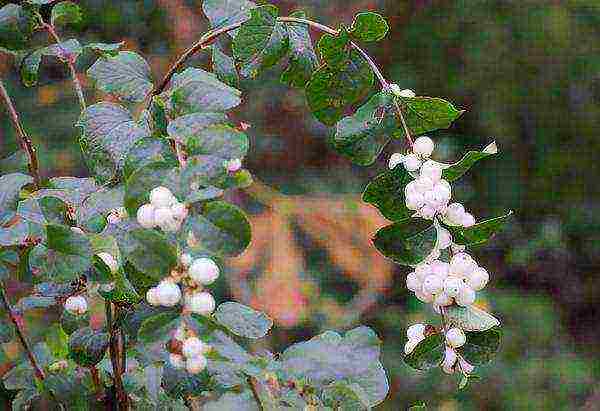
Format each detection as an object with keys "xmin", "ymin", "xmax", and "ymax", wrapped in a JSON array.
[
  {"xmin": 168, "ymin": 326, "xmax": 212, "ymax": 374},
  {"xmin": 136, "ymin": 186, "xmax": 189, "ymax": 232}
]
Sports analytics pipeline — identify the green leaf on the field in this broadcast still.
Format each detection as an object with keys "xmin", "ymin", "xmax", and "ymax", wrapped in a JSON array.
[
  {"xmin": 68, "ymin": 327, "xmax": 109, "ymax": 367},
  {"xmin": 77, "ymin": 102, "xmax": 149, "ymax": 180},
  {"xmin": 203, "ymin": 391, "xmax": 260, "ymax": 411},
  {"xmin": 350, "ymin": 12, "xmax": 389, "ymax": 42},
  {"xmin": 45, "ymin": 325, "xmax": 69, "ymax": 359},
  {"xmin": 0, "ymin": 317, "xmax": 15, "ymax": 343},
  {"xmin": 87, "ymin": 51, "xmax": 153, "ymax": 102},
  {"xmin": 372, "ymin": 219, "xmax": 436, "ymax": 266},
  {"xmin": 123, "ymin": 137, "xmax": 177, "ymax": 179},
  {"xmin": 322, "ymin": 381, "xmax": 371, "ymax": 410},
  {"xmin": 212, "ymin": 44, "xmax": 240, "ymax": 88},
  {"xmin": 75, "ymin": 187, "xmax": 124, "ymax": 232},
  {"xmin": 444, "ymin": 304, "xmax": 501, "ymax": 332},
  {"xmin": 399, "ymin": 96, "xmax": 464, "ymax": 137},
  {"xmin": 458, "ymin": 327, "xmax": 501, "ymax": 365},
  {"xmin": 51, "ymin": 1, "xmax": 82, "ymax": 27},
  {"xmin": 0, "ymin": 219, "xmax": 30, "ymax": 247},
  {"xmin": 0, "ymin": 150, "xmax": 28, "ymax": 174},
  {"xmin": 363, "ymin": 164, "xmax": 413, "ymax": 221},
  {"xmin": 214, "ymin": 302, "xmax": 273, "ymax": 339},
  {"xmin": 46, "ymin": 224, "xmax": 91, "ymax": 258},
  {"xmin": 442, "ymin": 142, "xmax": 498, "ymax": 182},
  {"xmin": 0, "ymin": 249, "xmax": 18, "ymax": 280},
  {"xmin": 21, "ymin": 39, "xmax": 83, "ymax": 87},
  {"xmin": 202, "ymin": 0, "xmax": 255, "ymax": 34},
  {"xmin": 317, "ymin": 27, "xmax": 350, "ymax": 68},
  {"xmin": 17, "ymin": 195, "xmax": 69, "ymax": 226},
  {"xmin": 281, "ymin": 10, "xmax": 318, "ymax": 88},
  {"xmin": 403, "ymin": 333, "xmax": 444, "ymax": 370},
  {"xmin": 183, "ymin": 200, "xmax": 251, "ymax": 257},
  {"xmin": 445, "ymin": 210, "xmax": 513, "ymax": 246},
  {"xmin": 281, "ymin": 326, "xmax": 388, "ymax": 407},
  {"xmin": 121, "ymin": 228, "xmax": 177, "ymax": 280},
  {"xmin": 98, "ymin": 270, "xmax": 141, "ymax": 305},
  {"xmin": 167, "ymin": 112, "xmax": 228, "ymax": 142},
  {"xmin": 181, "ymin": 124, "xmax": 249, "ymax": 160},
  {"xmin": 84, "ymin": 41, "xmax": 124, "ymax": 56},
  {"xmin": 0, "ymin": 172, "xmax": 33, "ymax": 221},
  {"xmin": 0, "ymin": 4, "xmax": 36, "ymax": 51},
  {"xmin": 232, "ymin": 5, "xmax": 289, "ymax": 79},
  {"xmin": 306, "ymin": 50, "xmax": 374, "ymax": 126},
  {"xmin": 60, "ymin": 310, "xmax": 90, "ymax": 335},
  {"xmin": 138, "ymin": 309, "xmax": 181, "ymax": 343},
  {"xmin": 162, "ymin": 364, "xmax": 211, "ymax": 399}
]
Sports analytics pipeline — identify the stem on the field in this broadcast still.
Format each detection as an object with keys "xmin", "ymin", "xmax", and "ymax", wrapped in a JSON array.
[
  {"xmin": 0, "ymin": 283, "xmax": 45, "ymax": 380},
  {"xmin": 90, "ymin": 367, "xmax": 103, "ymax": 399},
  {"xmin": 0, "ymin": 79, "xmax": 42, "ymax": 188},
  {"xmin": 105, "ymin": 302, "xmax": 128, "ymax": 410},
  {"xmin": 248, "ymin": 377, "xmax": 265, "ymax": 411}
]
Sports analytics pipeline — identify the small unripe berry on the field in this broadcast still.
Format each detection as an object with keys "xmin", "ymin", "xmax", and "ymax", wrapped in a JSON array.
[
  {"xmin": 137, "ymin": 204, "xmax": 156, "ymax": 229},
  {"xmin": 187, "ymin": 291, "xmax": 216, "ymax": 315},
  {"xmin": 97, "ymin": 252, "xmax": 118, "ymax": 273},
  {"xmin": 467, "ymin": 267, "xmax": 489, "ymax": 291},
  {"xmin": 64, "ymin": 295, "xmax": 87, "ymax": 315},
  {"xmin": 461, "ymin": 212, "xmax": 476, "ymax": 227},
  {"xmin": 407, "ymin": 323, "xmax": 426, "ymax": 340},
  {"xmin": 444, "ymin": 277, "xmax": 463, "ymax": 298},
  {"xmin": 420, "ymin": 160, "xmax": 442, "ymax": 182},
  {"xmin": 150, "ymin": 186, "xmax": 175, "ymax": 208},
  {"xmin": 413, "ymin": 136, "xmax": 434, "ymax": 158},
  {"xmin": 182, "ymin": 337, "xmax": 208, "ymax": 358},
  {"xmin": 171, "ymin": 202, "xmax": 188, "ymax": 221},
  {"xmin": 146, "ymin": 288, "xmax": 159, "ymax": 306},
  {"xmin": 450, "ymin": 253, "xmax": 477, "ymax": 277},
  {"xmin": 169, "ymin": 353, "xmax": 186, "ymax": 369},
  {"xmin": 422, "ymin": 275, "xmax": 443, "ymax": 295},
  {"xmin": 179, "ymin": 253, "xmax": 192, "ymax": 268},
  {"xmin": 185, "ymin": 355, "xmax": 207, "ymax": 374},
  {"xmin": 406, "ymin": 272, "xmax": 422, "ymax": 292},
  {"xmin": 188, "ymin": 258, "xmax": 220, "ymax": 285},
  {"xmin": 403, "ymin": 153, "xmax": 422, "ymax": 172},
  {"xmin": 446, "ymin": 327, "xmax": 466, "ymax": 348},
  {"xmin": 388, "ymin": 153, "xmax": 404, "ymax": 170},
  {"xmin": 456, "ymin": 285, "xmax": 476, "ymax": 306}
]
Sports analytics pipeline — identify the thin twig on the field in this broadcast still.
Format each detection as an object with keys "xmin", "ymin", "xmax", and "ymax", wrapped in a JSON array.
[
  {"xmin": 0, "ymin": 79, "xmax": 42, "ymax": 187},
  {"xmin": 0, "ymin": 283, "xmax": 46, "ymax": 380},
  {"xmin": 248, "ymin": 377, "xmax": 265, "ymax": 411},
  {"xmin": 106, "ymin": 302, "xmax": 128, "ymax": 410}
]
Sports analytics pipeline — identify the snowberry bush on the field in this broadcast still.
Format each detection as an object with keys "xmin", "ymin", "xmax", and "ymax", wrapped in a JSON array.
[{"xmin": 0, "ymin": 0, "xmax": 511, "ymax": 408}]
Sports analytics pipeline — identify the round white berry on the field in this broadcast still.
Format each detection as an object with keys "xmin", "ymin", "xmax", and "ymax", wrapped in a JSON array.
[
  {"xmin": 445, "ymin": 203, "xmax": 465, "ymax": 225},
  {"xmin": 414, "ymin": 176, "xmax": 434, "ymax": 193},
  {"xmin": 169, "ymin": 353, "xmax": 186, "ymax": 369},
  {"xmin": 407, "ymin": 324, "xmax": 426, "ymax": 340},
  {"xmin": 406, "ymin": 190, "xmax": 425, "ymax": 211},
  {"xmin": 398, "ymin": 89, "xmax": 416, "ymax": 98},
  {"xmin": 437, "ymin": 228, "xmax": 452, "ymax": 250},
  {"xmin": 430, "ymin": 260, "xmax": 450, "ymax": 278},
  {"xmin": 136, "ymin": 204, "xmax": 156, "ymax": 229},
  {"xmin": 461, "ymin": 212, "xmax": 476, "ymax": 227},
  {"xmin": 187, "ymin": 292, "xmax": 216, "ymax": 315},
  {"xmin": 466, "ymin": 267, "xmax": 489, "ymax": 291},
  {"xmin": 433, "ymin": 181, "xmax": 451, "ymax": 204},
  {"xmin": 388, "ymin": 153, "xmax": 405, "ymax": 170},
  {"xmin": 388, "ymin": 83, "xmax": 402, "ymax": 97},
  {"xmin": 150, "ymin": 186, "xmax": 175, "ymax": 208},
  {"xmin": 450, "ymin": 253, "xmax": 477, "ymax": 277},
  {"xmin": 146, "ymin": 288, "xmax": 159, "ymax": 306},
  {"xmin": 179, "ymin": 253, "xmax": 193, "ymax": 268},
  {"xmin": 97, "ymin": 252, "xmax": 118, "ymax": 273},
  {"xmin": 154, "ymin": 207, "xmax": 174, "ymax": 227},
  {"xmin": 442, "ymin": 346, "xmax": 458, "ymax": 374},
  {"xmin": 415, "ymin": 290, "xmax": 434, "ymax": 303},
  {"xmin": 456, "ymin": 285, "xmax": 476, "ymax": 307},
  {"xmin": 185, "ymin": 355, "xmax": 207, "ymax": 374},
  {"xmin": 71, "ymin": 227, "xmax": 84, "ymax": 235},
  {"xmin": 225, "ymin": 158, "xmax": 242, "ymax": 173},
  {"xmin": 434, "ymin": 291, "xmax": 453, "ymax": 307},
  {"xmin": 444, "ymin": 277, "xmax": 463, "ymax": 298},
  {"xmin": 403, "ymin": 154, "xmax": 422, "ymax": 172},
  {"xmin": 414, "ymin": 263, "xmax": 431, "ymax": 281},
  {"xmin": 413, "ymin": 136, "xmax": 434, "ymax": 158},
  {"xmin": 420, "ymin": 160, "xmax": 442, "ymax": 182},
  {"xmin": 64, "ymin": 296, "xmax": 87, "ymax": 315},
  {"xmin": 182, "ymin": 337, "xmax": 208, "ymax": 359},
  {"xmin": 458, "ymin": 357, "xmax": 475, "ymax": 374},
  {"xmin": 171, "ymin": 203, "xmax": 189, "ymax": 221},
  {"xmin": 422, "ymin": 275, "xmax": 443, "ymax": 295},
  {"xmin": 404, "ymin": 339, "xmax": 419, "ymax": 355},
  {"xmin": 188, "ymin": 258, "xmax": 220, "ymax": 285},
  {"xmin": 420, "ymin": 205, "xmax": 437, "ymax": 220},
  {"xmin": 406, "ymin": 272, "xmax": 422, "ymax": 292},
  {"xmin": 157, "ymin": 280, "xmax": 181, "ymax": 307},
  {"xmin": 446, "ymin": 328, "xmax": 466, "ymax": 348}
]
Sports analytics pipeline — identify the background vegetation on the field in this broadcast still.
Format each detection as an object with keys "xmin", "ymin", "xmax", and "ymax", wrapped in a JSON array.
[{"xmin": 1, "ymin": 0, "xmax": 599, "ymax": 409}]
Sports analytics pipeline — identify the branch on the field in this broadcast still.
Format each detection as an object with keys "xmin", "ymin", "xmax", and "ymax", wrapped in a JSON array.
[
  {"xmin": 248, "ymin": 377, "xmax": 265, "ymax": 411},
  {"xmin": 0, "ymin": 79, "xmax": 42, "ymax": 188},
  {"xmin": 105, "ymin": 302, "xmax": 128, "ymax": 410},
  {"xmin": 0, "ymin": 283, "xmax": 46, "ymax": 380}
]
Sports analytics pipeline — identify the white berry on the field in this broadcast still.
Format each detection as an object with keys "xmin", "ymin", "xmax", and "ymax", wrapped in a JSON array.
[
  {"xmin": 434, "ymin": 291, "xmax": 453, "ymax": 307},
  {"xmin": 445, "ymin": 203, "xmax": 465, "ymax": 225},
  {"xmin": 188, "ymin": 258, "xmax": 220, "ymax": 285},
  {"xmin": 406, "ymin": 272, "xmax": 422, "ymax": 292},
  {"xmin": 437, "ymin": 228, "xmax": 452, "ymax": 250},
  {"xmin": 388, "ymin": 153, "xmax": 404, "ymax": 170},
  {"xmin": 414, "ymin": 263, "xmax": 431, "ymax": 281},
  {"xmin": 406, "ymin": 190, "xmax": 425, "ymax": 211},
  {"xmin": 97, "ymin": 252, "xmax": 118, "ymax": 273},
  {"xmin": 446, "ymin": 328, "xmax": 466, "ymax": 348},
  {"xmin": 450, "ymin": 253, "xmax": 477, "ymax": 277},
  {"xmin": 150, "ymin": 186, "xmax": 175, "ymax": 208},
  {"xmin": 64, "ymin": 296, "xmax": 87, "ymax": 315},
  {"xmin": 187, "ymin": 291, "xmax": 216, "ymax": 315},
  {"xmin": 407, "ymin": 323, "xmax": 426, "ymax": 340},
  {"xmin": 456, "ymin": 285, "xmax": 476, "ymax": 307},
  {"xmin": 404, "ymin": 339, "xmax": 419, "ymax": 355},
  {"xmin": 185, "ymin": 355, "xmax": 207, "ymax": 374},
  {"xmin": 136, "ymin": 204, "xmax": 156, "ymax": 229},
  {"xmin": 462, "ymin": 212, "xmax": 476, "ymax": 227},
  {"xmin": 174, "ymin": 327, "xmax": 187, "ymax": 342},
  {"xmin": 430, "ymin": 260, "xmax": 450, "ymax": 278},
  {"xmin": 156, "ymin": 280, "xmax": 181, "ymax": 307},
  {"xmin": 179, "ymin": 253, "xmax": 193, "ymax": 268},
  {"xmin": 413, "ymin": 136, "xmax": 434, "ymax": 158},
  {"xmin": 182, "ymin": 337, "xmax": 209, "ymax": 358},
  {"xmin": 171, "ymin": 202, "xmax": 189, "ymax": 221},
  {"xmin": 146, "ymin": 288, "xmax": 159, "ymax": 306},
  {"xmin": 420, "ymin": 160, "xmax": 442, "ymax": 183},
  {"xmin": 433, "ymin": 181, "xmax": 451, "ymax": 204},
  {"xmin": 444, "ymin": 277, "xmax": 463, "ymax": 298},
  {"xmin": 169, "ymin": 353, "xmax": 186, "ymax": 369},
  {"xmin": 422, "ymin": 275, "xmax": 443, "ymax": 295},
  {"xmin": 403, "ymin": 154, "xmax": 422, "ymax": 172},
  {"xmin": 442, "ymin": 346, "xmax": 458, "ymax": 374},
  {"xmin": 420, "ymin": 205, "xmax": 436, "ymax": 220},
  {"xmin": 388, "ymin": 83, "xmax": 402, "ymax": 96},
  {"xmin": 467, "ymin": 267, "xmax": 489, "ymax": 291},
  {"xmin": 398, "ymin": 89, "xmax": 416, "ymax": 98}
]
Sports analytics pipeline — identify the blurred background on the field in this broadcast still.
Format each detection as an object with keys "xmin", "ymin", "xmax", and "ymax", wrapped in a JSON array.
[{"xmin": 1, "ymin": 0, "xmax": 600, "ymax": 409}]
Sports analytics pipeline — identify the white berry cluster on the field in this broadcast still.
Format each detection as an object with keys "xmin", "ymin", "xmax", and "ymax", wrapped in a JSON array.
[
  {"xmin": 146, "ymin": 253, "xmax": 219, "ymax": 316},
  {"xmin": 136, "ymin": 186, "xmax": 189, "ymax": 232},
  {"xmin": 64, "ymin": 295, "xmax": 88, "ymax": 315},
  {"xmin": 406, "ymin": 252, "xmax": 489, "ymax": 309},
  {"xmin": 168, "ymin": 326, "xmax": 211, "ymax": 374}
]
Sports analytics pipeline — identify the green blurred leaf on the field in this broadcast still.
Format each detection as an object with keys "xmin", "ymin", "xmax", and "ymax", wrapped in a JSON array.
[
  {"xmin": 45, "ymin": 325, "xmax": 69, "ymax": 359},
  {"xmin": 202, "ymin": 0, "xmax": 255, "ymax": 34},
  {"xmin": 403, "ymin": 333, "xmax": 444, "ymax": 370},
  {"xmin": 46, "ymin": 224, "xmax": 91, "ymax": 258},
  {"xmin": 372, "ymin": 219, "xmax": 436, "ymax": 266},
  {"xmin": 68, "ymin": 327, "xmax": 109, "ymax": 367},
  {"xmin": 203, "ymin": 391, "xmax": 260, "ymax": 411},
  {"xmin": 350, "ymin": 12, "xmax": 389, "ymax": 42},
  {"xmin": 17, "ymin": 195, "xmax": 69, "ymax": 226},
  {"xmin": 21, "ymin": 39, "xmax": 84, "ymax": 87},
  {"xmin": 98, "ymin": 269, "xmax": 141, "ymax": 305},
  {"xmin": 123, "ymin": 137, "xmax": 177, "ymax": 179},
  {"xmin": 121, "ymin": 228, "xmax": 177, "ymax": 280},
  {"xmin": 0, "ymin": 4, "xmax": 36, "ymax": 51},
  {"xmin": 51, "ymin": 1, "xmax": 82, "ymax": 27},
  {"xmin": 363, "ymin": 164, "xmax": 413, "ymax": 221},
  {"xmin": 233, "ymin": 5, "xmax": 289, "ymax": 79},
  {"xmin": 322, "ymin": 381, "xmax": 371, "ymax": 410},
  {"xmin": 0, "ymin": 172, "xmax": 32, "ymax": 221},
  {"xmin": 445, "ymin": 304, "xmax": 501, "ymax": 332},
  {"xmin": 445, "ymin": 210, "xmax": 513, "ymax": 246},
  {"xmin": 182, "ymin": 124, "xmax": 249, "ymax": 160},
  {"xmin": 0, "ymin": 317, "xmax": 15, "ymax": 343},
  {"xmin": 0, "ymin": 249, "xmax": 18, "ymax": 280},
  {"xmin": 0, "ymin": 150, "xmax": 28, "ymax": 174},
  {"xmin": 60, "ymin": 310, "xmax": 90, "ymax": 335},
  {"xmin": 162, "ymin": 364, "xmax": 211, "ymax": 399},
  {"xmin": 214, "ymin": 302, "xmax": 273, "ymax": 339},
  {"xmin": 306, "ymin": 50, "xmax": 374, "ymax": 126},
  {"xmin": 399, "ymin": 96, "xmax": 464, "ymax": 137},
  {"xmin": 84, "ymin": 41, "xmax": 124, "ymax": 56},
  {"xmin": 212, "ymin": 44, "xmax": 240, "ymax": 88},
  {"xmin": 458, "ymin": 327, "xmax": 501, "ymax": 365},
  {"xmin": 87, "ymin": 51, "xmax": 153, "ymax": 102},
  {"xmin": 317, "ymin": 27, "xmax": 350, "ymax": 68},
  {"xmin": 138, "ymin": 309, "xmax": 181, "ymax": 343},
  {"xmin": 281, "ymin": 10, "xmax": 318, "ymax": 88},
  {"xmin": 442, "ymin": 142, "xmax": 498, "ymax": 182},
  {"xmin": 184, "ymin": 200, "xmax": 251, "ymax": 257}
]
